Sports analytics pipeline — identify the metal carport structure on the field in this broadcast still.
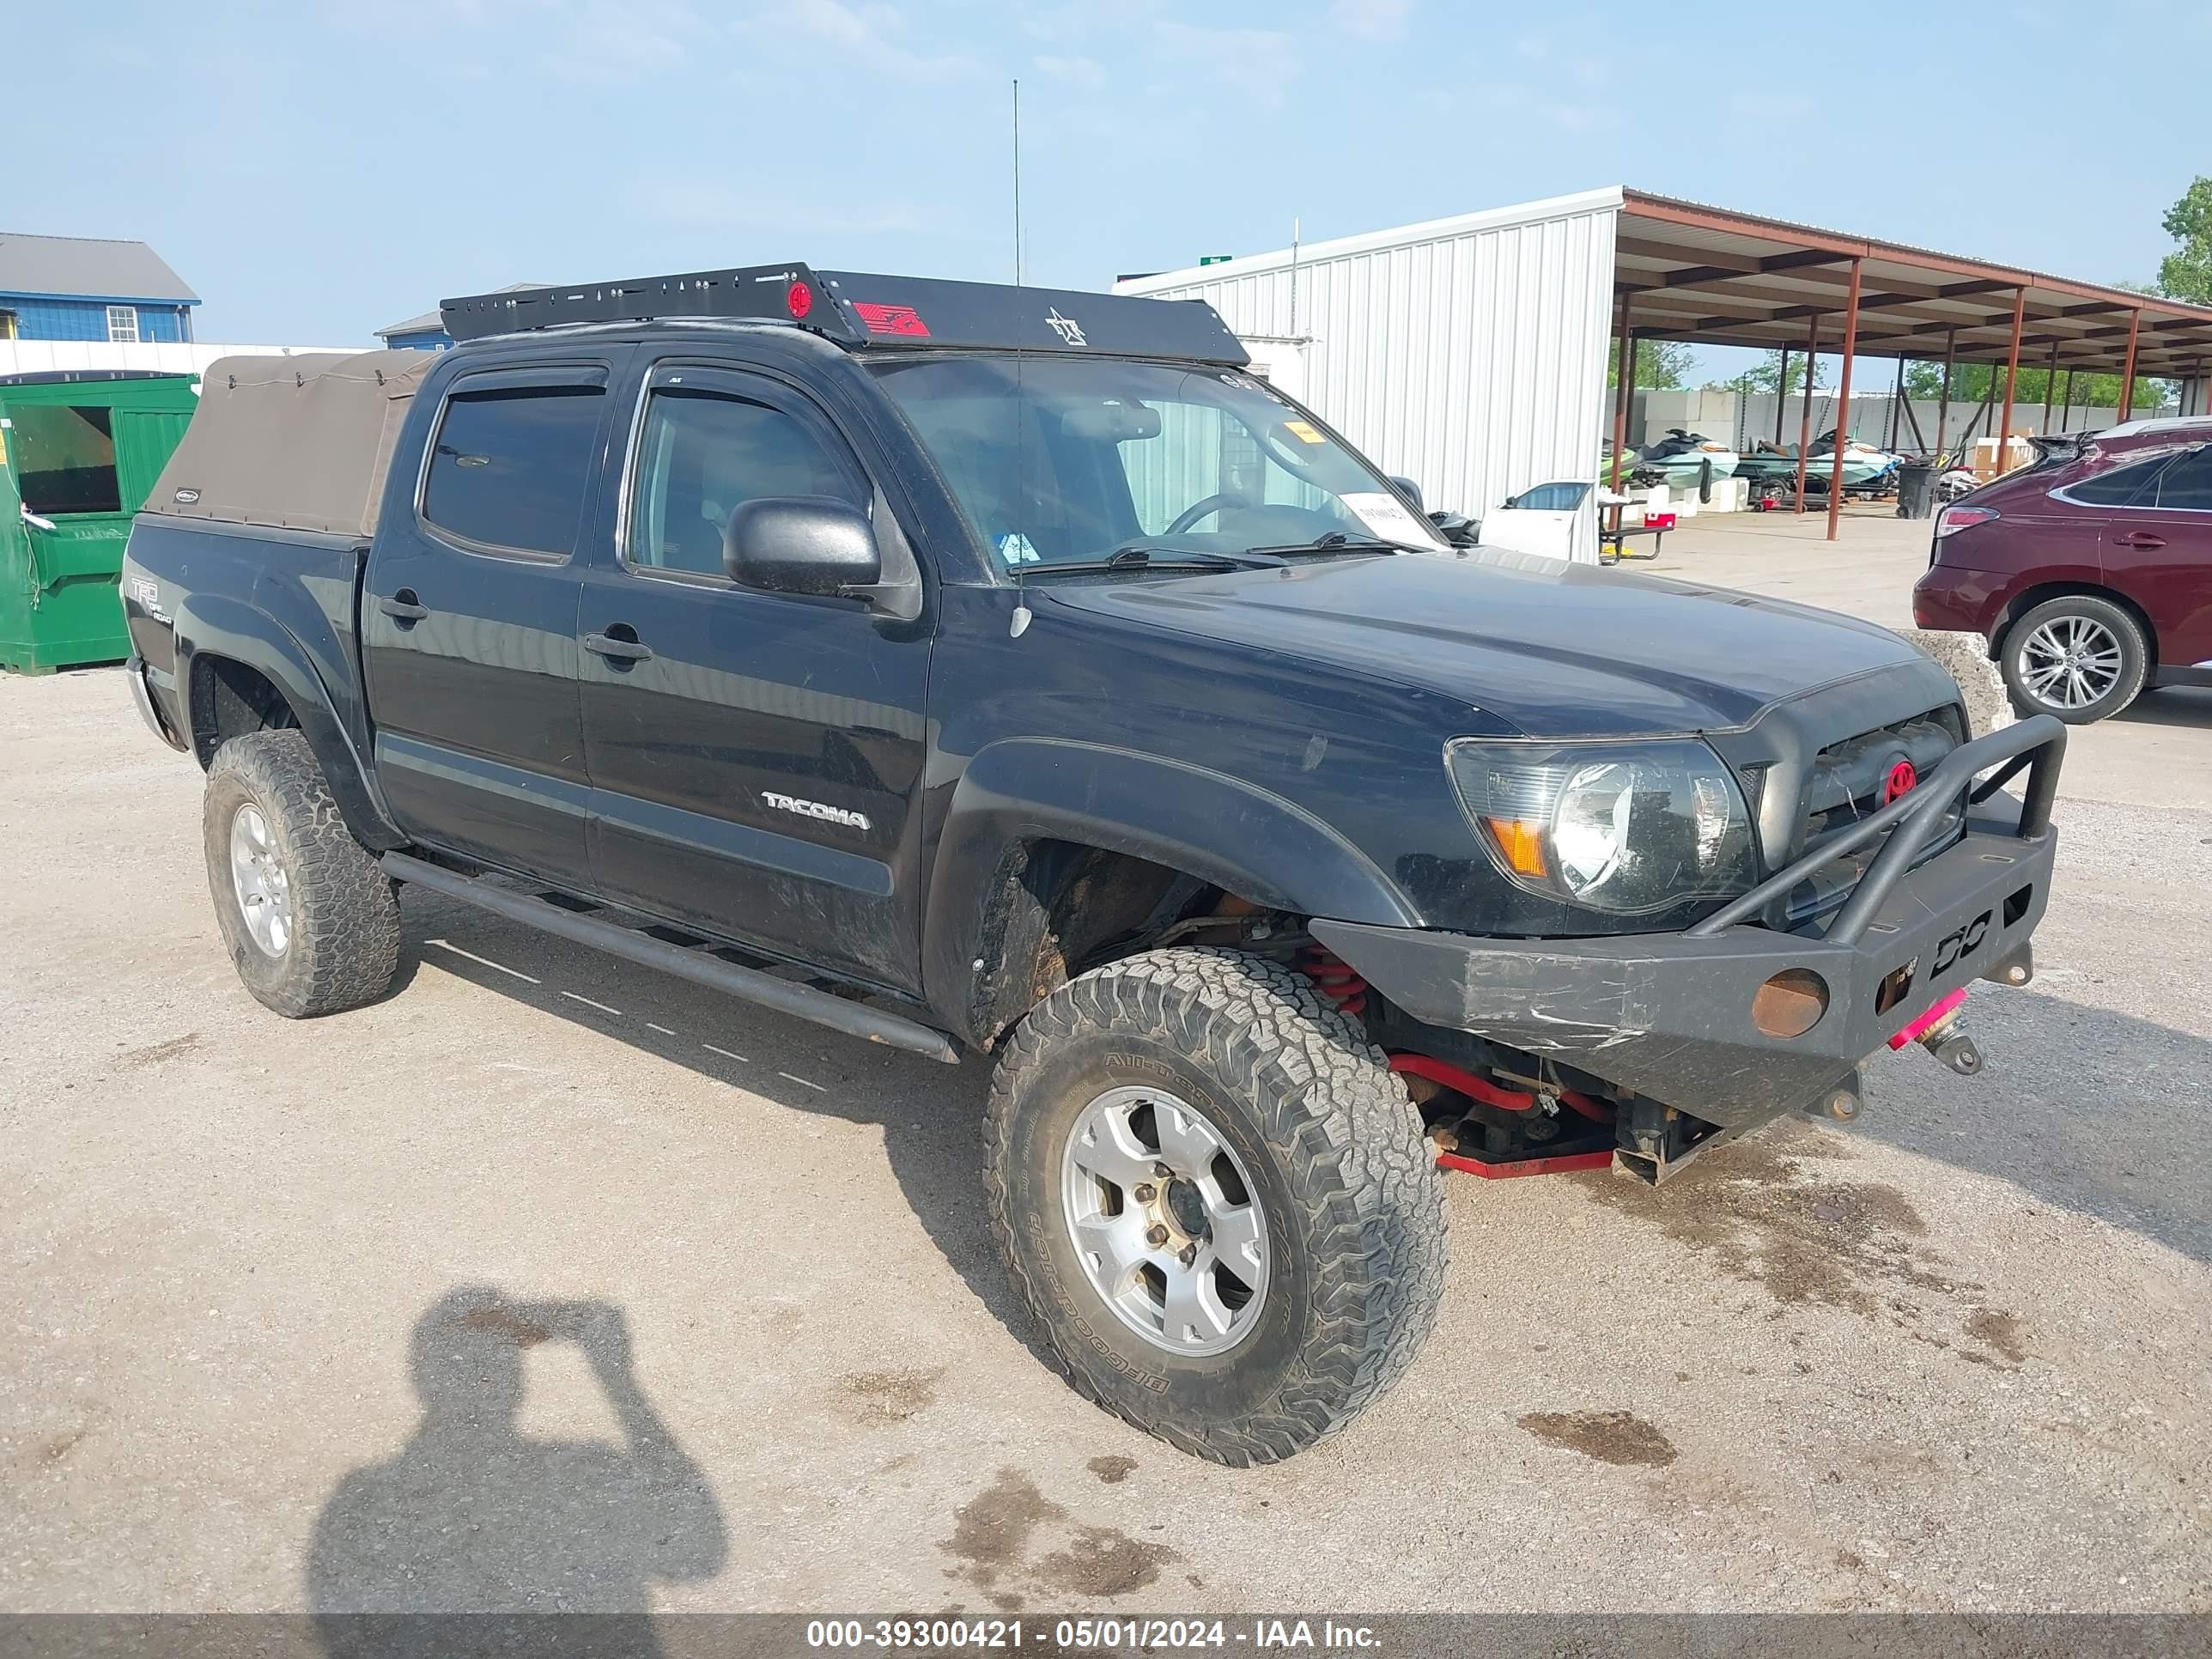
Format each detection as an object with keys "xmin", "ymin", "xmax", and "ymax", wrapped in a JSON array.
[
  {"xmin": 1116, "ymin": 187, "xmax": 2212, "ymax": 559},
  {"xmin": 1613, "ymin": 190, "xmax": 2212, "ymax": 538}
]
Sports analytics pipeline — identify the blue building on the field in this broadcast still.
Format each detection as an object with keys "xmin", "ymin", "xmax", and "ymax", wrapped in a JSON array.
[
  {"xmin": 376, "ymin": 282, "xmax": 545, "ymax": 351},
  {"xmin": 0, "ymin": 233, "xmax": 198, "ymax": 343}
]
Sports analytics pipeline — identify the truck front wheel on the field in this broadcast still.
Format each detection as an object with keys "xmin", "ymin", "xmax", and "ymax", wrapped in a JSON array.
[
  {"xmin": 203, "ymin": 729, "xmax": 401, "ymax": 1018},
  {"xmin": 984, "ymin": 946, "xmax": 1447, "ymax": 1465}
]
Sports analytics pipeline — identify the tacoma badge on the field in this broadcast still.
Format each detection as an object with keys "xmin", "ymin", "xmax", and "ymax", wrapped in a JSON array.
[{"xmin": 762, "ymin": 791, "xmax": 871, "ymax": 830}]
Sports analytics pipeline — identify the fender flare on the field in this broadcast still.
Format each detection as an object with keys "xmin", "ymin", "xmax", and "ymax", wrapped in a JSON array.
[
  {"xmin": 921, "ymin": 738, "xmax": 1419, "ymax": 1044},
  {"xmin": 175, "ymin": 593, "xmax": 405, "ymax": 851}
]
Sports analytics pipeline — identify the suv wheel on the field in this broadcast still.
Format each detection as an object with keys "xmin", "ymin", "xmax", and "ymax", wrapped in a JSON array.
[
  {"xmin": 984, "ymin": 946, "xmax": 1447, "ymax": 1465},
  {"xmin": 2000, "ymin": 594, "xmax": 2149, "ymax": 724},
  {"xmin": 203, "ymin": 729, "xmax": 402, "ymax": 1018}
]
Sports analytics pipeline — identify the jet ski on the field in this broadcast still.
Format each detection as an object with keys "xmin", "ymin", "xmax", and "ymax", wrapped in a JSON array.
[
  {"xmin": 1736, "ymin": 431, "xmax": 1899, "ymax": 495},
  {"xmin": 1628, "ymin": 428, "xmax": 1739, "ymax": 493}
]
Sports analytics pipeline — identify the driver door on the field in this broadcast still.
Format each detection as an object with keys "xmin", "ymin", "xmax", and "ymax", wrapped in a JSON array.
[{"xmin": 576, "ymin": 358, "xmax": 932, "ymax": 989}]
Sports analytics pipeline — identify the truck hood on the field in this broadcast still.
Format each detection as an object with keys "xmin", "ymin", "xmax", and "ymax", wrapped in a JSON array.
[{"xmin": 1042, "ymin": 549, "xmax": 1937, "ymax": 737}]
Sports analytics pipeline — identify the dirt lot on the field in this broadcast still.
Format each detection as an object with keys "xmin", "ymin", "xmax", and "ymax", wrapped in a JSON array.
[{"xmin": 3, "ymin": 522, "xmax": 2208, "ymax": 1616}]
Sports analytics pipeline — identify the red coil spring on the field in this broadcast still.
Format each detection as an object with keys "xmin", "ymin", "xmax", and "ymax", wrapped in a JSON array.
[
  {"xmin": 1297, "ymin": 945, "xmax": 1613, "ymax": 1123},
  {"xmin": 1297, "ymin": 943, "xmax": 1369, "ymax": 1018}
]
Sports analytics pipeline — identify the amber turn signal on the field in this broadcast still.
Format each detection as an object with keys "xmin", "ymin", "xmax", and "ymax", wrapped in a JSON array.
[{"xmin": 1480, "ymin": 817, "xmax": 1549, "ymax": 879}]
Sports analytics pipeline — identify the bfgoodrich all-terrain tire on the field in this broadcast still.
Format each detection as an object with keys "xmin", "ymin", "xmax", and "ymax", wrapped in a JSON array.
[
  {"xmin": 985, "ymin": 946, "xmax": 1447, "ymax": 1465},
  {"xmin": 203, "ymin": 729, "xmax": 401, "ymax": 1018}
]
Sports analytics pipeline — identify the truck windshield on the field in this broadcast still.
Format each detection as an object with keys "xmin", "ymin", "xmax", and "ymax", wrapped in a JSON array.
[{"xmin": 869, "ymin": 355, "xmax": 1445, "ymax": 570}]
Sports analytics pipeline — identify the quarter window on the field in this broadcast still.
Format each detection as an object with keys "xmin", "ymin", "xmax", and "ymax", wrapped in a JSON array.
[
  {"xmin": 2152, "ymin": 447, "xmax": 2212, "ymax": 511},
  {"xmin": 105, "ymin": 305, "xmax": 138, "ymax": 343},
  {"xmin": 422, "ymin": 385, "xmax": 605, "ymax": 556},
  {"xmin": 2064, "ymin": 456, "xmax": 2164, "ymax": 507},
  {"xmin": 628, "ymin": 387, "xmax": 865, "ymax": 576}
]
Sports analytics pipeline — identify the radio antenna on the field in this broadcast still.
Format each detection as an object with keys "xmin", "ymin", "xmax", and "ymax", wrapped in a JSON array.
[{"xmin": 1009, "ymin": 76, "xmax": 1033, "ymax": 639}]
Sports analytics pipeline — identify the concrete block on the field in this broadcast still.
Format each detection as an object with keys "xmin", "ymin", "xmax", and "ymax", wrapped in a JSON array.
[{"xmin": 1900, "ymin": 626, "xmax": 2015, "ymax": 737}]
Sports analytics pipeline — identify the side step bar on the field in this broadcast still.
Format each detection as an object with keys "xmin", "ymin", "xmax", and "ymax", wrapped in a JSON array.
[{"xmin": 383, "ymin": 852, "xmax": 962, "ymax": 1066}]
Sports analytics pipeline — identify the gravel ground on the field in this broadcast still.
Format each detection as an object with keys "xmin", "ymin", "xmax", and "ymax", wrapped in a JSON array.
[{"xmin": 3, "ymin": 534, "xmax": 2208, "ymax": 1615}]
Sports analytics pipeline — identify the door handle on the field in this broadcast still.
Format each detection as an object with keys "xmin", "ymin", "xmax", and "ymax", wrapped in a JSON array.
[
  {"xmin": 379, "ymin": 589, "xmax": 429, "ymax": 623},
  {"xmin": 584, "ymin": 630, "xmax": 654, "ymax": 664},
  {"xmin": 2117, "ymin": 532, "xmax": 2166, "ymax": 550}
]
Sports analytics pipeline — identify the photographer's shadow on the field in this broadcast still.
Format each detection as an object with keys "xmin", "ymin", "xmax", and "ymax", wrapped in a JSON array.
[{"xmin": 308, "ymin": 1286, "xmax": 726, "ymax": 1657}]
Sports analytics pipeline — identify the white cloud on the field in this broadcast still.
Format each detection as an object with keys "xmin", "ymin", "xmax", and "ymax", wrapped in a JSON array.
[
  {"xmin": 1331, "ymin": 0, "xmax": 1412, "ymax": 41},
  {"xmin": 1486, "ymin": 83, "xmax": 1595, "ymax": 132},
  {"xmin": 1729, "ymin": 91, "xmax": 1814, "ymax": 123},
  {"xmin": 544, "ymin": 0, "xmax": 710, "ymax": 82},
  {"xmin": 641, "ymin": 180, "xmax": 926, "ymax": 236},
  {"xmin": 1034, "ymin": 52, "xmax": 1106, "ymax": 88},
  {"xmin": 770, "ymin": 0, "xmax": 985, "ymax": 80},
  {"xmin": 1153, "ymin": 21, "xmax": 1301, "ymax": 95}
]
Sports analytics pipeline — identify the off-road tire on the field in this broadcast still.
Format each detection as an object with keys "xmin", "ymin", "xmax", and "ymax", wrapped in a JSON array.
[
  {"xmin": 1999, "ymin": 594, "xmax": 2149, "ymax": 726},
  {"xmin": 203, "ymin": 729, "xmax": 401, "ymax": 1018},
  {"xmin": 984, "ymin": 946, "xmax": 1447, "ymax": 1465}
]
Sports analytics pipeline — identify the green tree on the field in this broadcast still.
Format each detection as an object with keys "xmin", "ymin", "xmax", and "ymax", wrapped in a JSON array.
[
  {"xmin": 1607, "ymin": 338, "xmax": 1693, "ymax": 391},
  {"xmin": 1705, "ymin": 349, "xmax": 1827, "ymax": 399},
  {"xmin": 1900, "ymin": 361, "xmax": 2167, "ymax": 418},
  {"xmin": 2157, "ymin": 177, "xmax": 2212, "ymax": 303}
]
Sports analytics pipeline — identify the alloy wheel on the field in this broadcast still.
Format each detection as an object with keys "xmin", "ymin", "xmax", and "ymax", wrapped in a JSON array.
[{"xmin": 1060, "ymin": 1085, "xmax": 1270, "ymax": 1357}]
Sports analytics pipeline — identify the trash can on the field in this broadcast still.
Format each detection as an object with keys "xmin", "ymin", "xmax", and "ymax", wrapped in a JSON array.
[
  {"xmin": 1, "ymin": 370, "xmax": 198, "ymax": 672},
  {"xmin": 1895, "ymin": 461, "xmax": 1939, "ymax": 520}
]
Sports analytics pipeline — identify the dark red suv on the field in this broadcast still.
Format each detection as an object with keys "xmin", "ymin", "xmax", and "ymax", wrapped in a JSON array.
[{"xmin": 1913, "ymin": 418, "xmax": 2212, "ymax": 723}]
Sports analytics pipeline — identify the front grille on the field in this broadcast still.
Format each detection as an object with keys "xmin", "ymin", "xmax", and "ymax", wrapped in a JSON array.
[{"xmin": 1784, "ymin": 708, "xmax": 1966, "ymax": 927}]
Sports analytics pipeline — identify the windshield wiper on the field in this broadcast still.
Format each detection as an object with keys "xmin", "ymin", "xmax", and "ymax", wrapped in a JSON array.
[
  {"xmin": 1244, "ymin": 531, "xmax": 1427, "ymax": 557},
  {"xmin": 1025, "ymin": 540, "xmax": 1287, "ymax": 576}
]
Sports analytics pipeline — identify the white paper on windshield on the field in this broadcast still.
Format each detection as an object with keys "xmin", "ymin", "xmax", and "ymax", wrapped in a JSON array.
[{"xmin": 1338, "ymin": 491, "xmax": 1438, "ymax": 546}]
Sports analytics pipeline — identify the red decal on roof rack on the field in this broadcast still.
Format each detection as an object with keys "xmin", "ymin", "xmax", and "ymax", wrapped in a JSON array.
[{"xmin": 853, "ymin": 301, "xmax": 931, "ymax": 337}]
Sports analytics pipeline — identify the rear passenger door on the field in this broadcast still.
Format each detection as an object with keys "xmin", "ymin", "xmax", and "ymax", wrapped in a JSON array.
[
  {"xmin": 2100, "ymin": 444, "xmax": 2212, "ymax": 668},
  {"xmin": 576, "ymin": 359, "xmax": 930, "ymax": 990},
  {"xmin": 362, "ymin": 356, "xmax": 626, "ymax": 888}
]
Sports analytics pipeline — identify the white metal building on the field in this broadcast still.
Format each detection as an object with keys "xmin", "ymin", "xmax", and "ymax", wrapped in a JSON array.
[
  {"xmin": 1115, "ymin": 188, "xmax": 1621, "ymax": 562},
  {"xmin": 1117, "ymin": 185, "xmax": 2212, "ymax": 560}
]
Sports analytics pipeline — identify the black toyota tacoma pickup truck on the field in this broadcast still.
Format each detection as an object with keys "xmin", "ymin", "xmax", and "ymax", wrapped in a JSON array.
[{"xmin": 119, "ymin": 264, "xmax": 2065, "ymax": 1465}]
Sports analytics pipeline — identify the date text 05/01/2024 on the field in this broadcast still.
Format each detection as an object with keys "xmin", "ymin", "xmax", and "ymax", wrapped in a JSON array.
[{"xmin": 804, "ymin": 1617, "xmax": 1382, "ymax": 1650}]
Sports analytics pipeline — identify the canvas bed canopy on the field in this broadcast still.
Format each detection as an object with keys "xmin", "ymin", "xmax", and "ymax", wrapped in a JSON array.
[{"xmin": 146, "ymin": 351, "xmax": 437, "ymax": 538}]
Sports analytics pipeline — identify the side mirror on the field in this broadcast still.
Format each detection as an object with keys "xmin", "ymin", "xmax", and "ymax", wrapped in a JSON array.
[
  {"xmin": 1429, "ymin": 510, "xmax": 1480, "ymax": 547},
  {"xmin": 1389, "ymin": 475, "xmax": 1425, "ymax": 513},
  {"xmin": 725, "ymin": 496, "xmax": 881, "ymax": 600},
  {"xmin": 1499, "ymin": 493, "xmax": 1519, "ymax": 510}
]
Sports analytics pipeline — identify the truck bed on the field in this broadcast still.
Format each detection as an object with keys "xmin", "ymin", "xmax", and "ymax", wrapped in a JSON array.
[{"xmin": 122, "ymin": 514, "xmax": 372, "ymax": 776}]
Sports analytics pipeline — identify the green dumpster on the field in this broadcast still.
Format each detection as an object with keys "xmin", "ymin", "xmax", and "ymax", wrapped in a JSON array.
[{"xmin": 1, "ymin": 370, "xmax": 199, "ymax": 672}]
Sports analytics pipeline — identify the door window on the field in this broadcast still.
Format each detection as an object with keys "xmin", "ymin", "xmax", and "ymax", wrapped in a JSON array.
[
  {"xmin": 10, "ymin": 404, "xmax": 122, "ymax": 515},
  {"xmin": 626, "ymin": 386, "xmax": 866, "ymax": 576},
  {"xmin": 1506, "ymin": 482, "xmax": 1591, "ymax": 512},
  {"xmin": 421, "ymin": 385, "xmax": 605, "ymax": 556},
  {"xmin": 2151, "ymin": 447, "xmax": 2212, "ymax": 511}
]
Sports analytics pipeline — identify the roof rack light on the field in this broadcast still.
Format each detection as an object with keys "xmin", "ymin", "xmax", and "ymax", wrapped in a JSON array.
[
  {"xmin": 440, "ymin": 264, "xmax": 853, "ymax": 345},
  {"xmin": 440, "ymin": 264, "xmax": 1249, "ymax": 365}
]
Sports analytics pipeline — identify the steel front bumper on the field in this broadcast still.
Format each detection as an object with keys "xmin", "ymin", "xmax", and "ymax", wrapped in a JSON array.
[{"xmin": 1315, "ymin": 716, "xmax": 2066, "ymax": 1129}]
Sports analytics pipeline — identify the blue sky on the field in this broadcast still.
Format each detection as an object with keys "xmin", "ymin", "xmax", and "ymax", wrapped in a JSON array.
[{"xmin": 20, "ymin": 0, "xmax": 2211, "ymax": 381}]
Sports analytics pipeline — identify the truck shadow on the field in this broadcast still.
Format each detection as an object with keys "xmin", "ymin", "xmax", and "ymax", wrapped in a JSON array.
[
  {"xmin": 388, "ymin": 888, "xmax": 1033, "ymax": 1343},
  {"xmin": 307, "ymin": 1285, "xmax": 727, "ymax": 1655},
  {"xmin": 1847, "ymin": 984, "xmax": 2212, "ymax": 1267},
  {"xmin": 389, "ymin": 889, "xmax": 2212, "ymax": 1313}
]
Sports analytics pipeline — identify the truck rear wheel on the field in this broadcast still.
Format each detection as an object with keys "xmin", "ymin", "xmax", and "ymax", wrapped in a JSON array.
[
  {"xmin": 984, "ymin": 946, "xmax": 1447, "ymax": 1465},
  {"xmin": 203, "ymin": 729, "xmax": 401, "ymax": 1018}
]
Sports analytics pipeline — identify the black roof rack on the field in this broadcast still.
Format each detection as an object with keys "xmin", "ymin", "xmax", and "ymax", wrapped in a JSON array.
[{"xmin": 439, "ymin": 264, "xmax": 1249, "ymax": 366}]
